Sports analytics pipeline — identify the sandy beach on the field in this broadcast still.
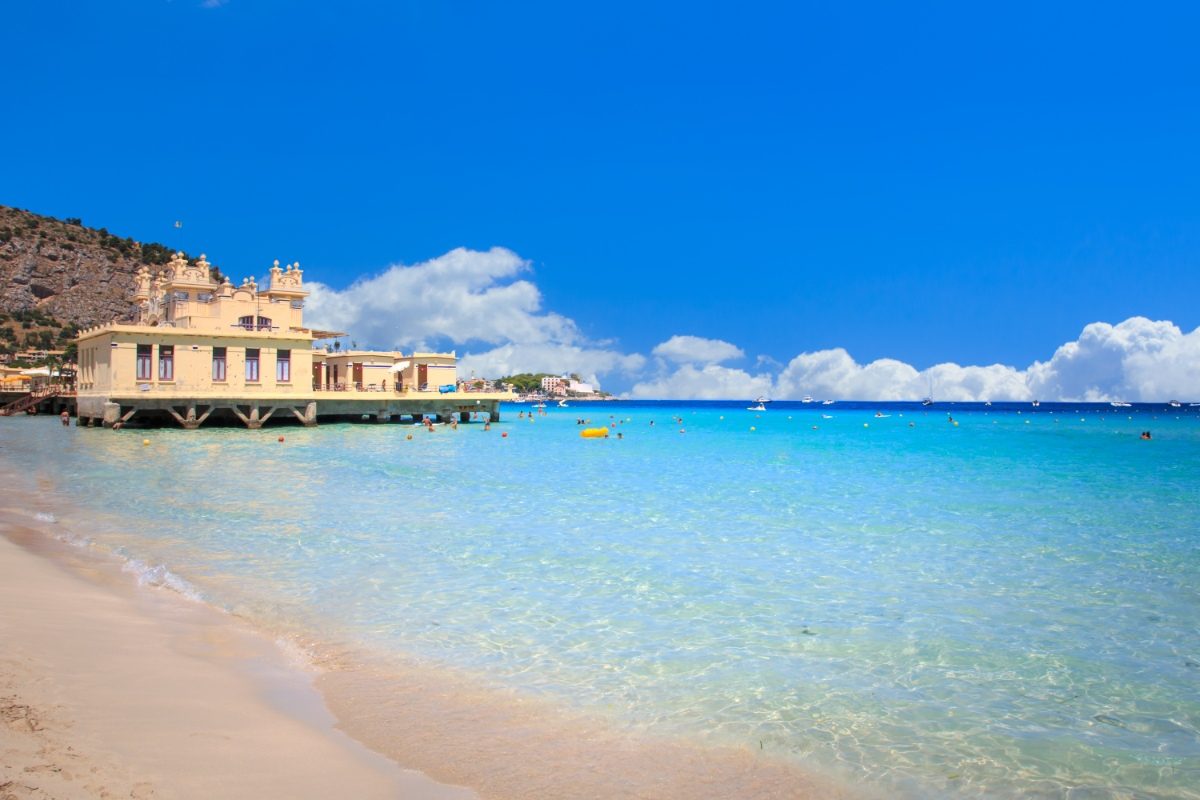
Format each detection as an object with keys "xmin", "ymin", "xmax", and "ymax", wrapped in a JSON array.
[
  {"xmin": 0, "ymin": 504, "xmax": 852, "ymax": 800},
  {"xmin": 0, "ymin": 520, "xmax": 475, "ymax": 800}
]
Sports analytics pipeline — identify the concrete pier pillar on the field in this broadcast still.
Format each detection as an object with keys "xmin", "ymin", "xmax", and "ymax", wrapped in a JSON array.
[
  {"xmin": 459, "ymin": 411, "xmax": 470, "ymax": 424},
  {"xmin": 102, "ymin": 401, "xmax": 121, "ymax": 428},
  {"xmin": 233, "ymin": 405, "xmax": 264, "ymax": 429},
  {"xmin": 489, "ymin": 410, "xmax": 500, "ymax": 422},
  {"xmin": 179, "ymin": 402, "xmax": 201, "ymax": 430}
]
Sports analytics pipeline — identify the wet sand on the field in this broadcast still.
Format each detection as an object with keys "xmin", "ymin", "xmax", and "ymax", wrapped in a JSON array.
[{"xmin": 0, "ymin": 521, "xmax": 475, "ymax": 800}]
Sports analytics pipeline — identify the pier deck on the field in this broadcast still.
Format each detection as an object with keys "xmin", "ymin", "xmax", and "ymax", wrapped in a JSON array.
[{"xmin": 76, "ymin": 389, "xmax": 511, "ymax": 429}]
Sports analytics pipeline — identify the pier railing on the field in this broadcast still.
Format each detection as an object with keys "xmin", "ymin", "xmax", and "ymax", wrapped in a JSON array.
[{"xmin": 0, "ymin": 385, "xmax": 71, "ymax": 416}]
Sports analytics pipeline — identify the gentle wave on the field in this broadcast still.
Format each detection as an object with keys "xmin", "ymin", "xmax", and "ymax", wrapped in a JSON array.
[{"xmin": 119, "ymin": 558, "xmax": 208, "ymax": 603}]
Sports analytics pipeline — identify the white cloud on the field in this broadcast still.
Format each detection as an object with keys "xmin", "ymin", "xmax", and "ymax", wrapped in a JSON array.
[
  {"xmin": 306, "ymin": 247, "xmax": 578, "ymax": 350},
  {"xmin": 651, "ymin": 335, "xmax": 743, "ymax": 365},
  {"xmin": 627, "ymin": 364, "xmax": 774, "ymax": 400},
  {"xmin": 1026, "ymin": 317, "xmax": 1200, "ymax": 402},
  {"xmin": 304, "ymin": 249, "xmax": 1198, "ymax": 401},
  {"xmin": 638, "ymin": 317, "xmax": 1200, "ymax": 401},
  {"xmin": 304, "ymin": 247, "xmax": 640, "ymax": 388},
  {"xmin": 772, "ymin": 350, "xmax": 1031, "ymax": 401}
]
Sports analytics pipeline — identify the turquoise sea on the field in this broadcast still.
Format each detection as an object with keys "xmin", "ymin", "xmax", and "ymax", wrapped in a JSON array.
[{"xmin": 3, "ymin": 401, "xmax": 1199, "ymax": 798}]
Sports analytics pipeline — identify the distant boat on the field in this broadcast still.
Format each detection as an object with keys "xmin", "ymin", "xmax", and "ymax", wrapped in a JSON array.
[
  {"xmin": 557, "ymin": 399, "xmax": 569, "ymax": 408},
  {"xmin": 747, "ymin": 397, "xmax": 769, "ymax": 412},
  {"xmin": 874, "ymin": 411, "xmax": 891, "ymax": 418},
  {"xmin": 984, "ymin": 401, "xmax": 992, "ymax": 407},
  {"xmin": 801, "ymin": 396, "xmax": 815, "ymax": 404},
  {"xmin": 1110, "ymin": 401, "xmax": 1132, "ymax": 408},
  {"xmin": 532, "ymin": 401, "xmax": 546, "ymax": 409},
  {"xmin": 1168, "ymin": 400, "xmax": 1182, "ymax": 408},
  {"xmin": 1032, "ymin": 400, "xmax": 1041, "ymax": 407},
  {"xmin": 822, "ymin": 414, "xmax": 833, "ymax": 419},
  {"xmin": 822, "ymin": 399, "xmax": 836, "ymax": 405}
]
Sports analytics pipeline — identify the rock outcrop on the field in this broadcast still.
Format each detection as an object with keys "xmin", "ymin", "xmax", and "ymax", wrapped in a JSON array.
[{"xmin": 0, "ymin": 205, "xmax": 194, "ymax": 328}]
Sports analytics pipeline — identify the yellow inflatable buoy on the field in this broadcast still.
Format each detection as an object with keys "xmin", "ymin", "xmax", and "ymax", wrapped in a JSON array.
[
  {"xmin": 580, "ymin": 427, "xmax": 609, "ymax": 439},
  {"xmin": 142, "ymin": 438, "xmax": 150, "ymax": 446},
  {"xmin": 750, "ymin": 426, "xmax": 756, "ymax": 431},
  {"xmin": 863, "ymin": 423, "xmax": 869, "ymax": 428}
]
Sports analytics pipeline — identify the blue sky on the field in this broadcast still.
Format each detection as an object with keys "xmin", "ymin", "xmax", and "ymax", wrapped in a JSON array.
[{"xmin": 5, "ymin": 2, "xmax": 1200, "ymax": 398}]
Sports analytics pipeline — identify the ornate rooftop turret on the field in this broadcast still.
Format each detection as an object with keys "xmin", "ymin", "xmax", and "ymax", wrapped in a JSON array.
[
  {"xmin": 166, "ymin": 251, "xmax": 188, "ymax": 278},
  {"xmin": 133, "ymin": 265, "xmax": 152, "ymax": 303},
  {"xmin": 127, "ymin": 250, "xmax": 307, "ymax": 330},
  {"xmin": 267, "ymin": 259, "xmax": 305, "ymax": 294}
]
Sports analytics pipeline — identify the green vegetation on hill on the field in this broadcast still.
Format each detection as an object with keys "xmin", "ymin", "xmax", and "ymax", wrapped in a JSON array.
[
  {"xmin": 0, "ymin": 309, "xmax": 79, "ymax": 364},
  {"xmin": 499, "ymin": 372, "xmax": 588, "ymax": 393},
  {"xmin": 499, "ymin": 373, "xmax": 556, "ymax": 393}
]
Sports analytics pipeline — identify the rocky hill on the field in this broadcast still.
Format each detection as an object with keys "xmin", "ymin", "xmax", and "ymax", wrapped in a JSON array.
[{"xmin": 0, "ymin": 205, "xmax": 212, "ymax": 330}]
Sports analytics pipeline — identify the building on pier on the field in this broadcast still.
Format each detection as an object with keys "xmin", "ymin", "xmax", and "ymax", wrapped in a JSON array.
[{"xmin": 75, "ymin": 252, "xmax": 512, "ymax": 428}]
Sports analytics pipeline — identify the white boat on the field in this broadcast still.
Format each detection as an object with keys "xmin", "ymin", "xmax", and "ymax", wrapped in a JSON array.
[
  {"xmin": 822, "ymin": 399, "xmax": 835, "ymax": 405},
  {"xmin": 1168, "ymin": 400, "xmax": 1182, "ymax": 408},
  {"xmin": 557, "ymin": 399, "xmax": 569, "ymax": 408},
  {"xmin": 747, "ymin": 396, "xmax": 769, "ymax": 412},
  {"xmin": 821, "ymin": 414, "xmax": 833, "ymax": 419},
  {"xmin": 1032, "ymin": 400, "xmax": 1041, "ymax": 407},
  {"xmin": 801, "ymin": 396, "xmax": 815, "ymax": 404},
  {"xmin": 984, "ymin": 401, "xmax": 992, "ymax": 406},
  {"xmin": 532, "ymin": 402, "xmax": 546, "ymax": 409},
  {"xmin": 921, "ymin": 377, "xmax": 934, "ymax": 406},
  {"xmin": 874, "ymin": 412, "xmax": 891, "ymax": 418},
  {"xmin": 1110, "ymin": 401, "xmax": 1132, "ymax": 408}
]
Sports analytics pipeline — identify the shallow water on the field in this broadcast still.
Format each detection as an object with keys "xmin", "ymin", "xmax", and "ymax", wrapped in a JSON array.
[{"xmin": 4, "ymin": 402, "xmax": 1199, "ymax": 798}]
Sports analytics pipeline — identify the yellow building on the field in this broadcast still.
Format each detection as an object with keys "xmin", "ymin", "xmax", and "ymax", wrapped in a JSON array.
[{"xmin": 75, "ymin": 252, "xmax": 511, "ymax": 428}]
